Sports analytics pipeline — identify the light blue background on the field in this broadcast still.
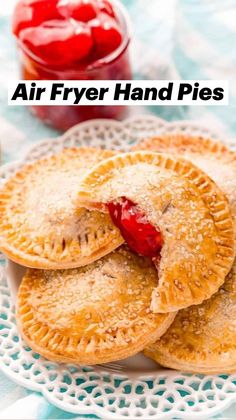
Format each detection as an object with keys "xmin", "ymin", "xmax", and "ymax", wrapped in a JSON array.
[{"xmin": 0, "ymin": 1, "xmax": 236, "ymax": 418}]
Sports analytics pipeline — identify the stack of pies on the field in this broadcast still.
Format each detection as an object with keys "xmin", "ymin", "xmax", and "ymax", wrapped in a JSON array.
[{"xmin": 0, "ymin": 135, "xmax": 236, "ymax": 373}]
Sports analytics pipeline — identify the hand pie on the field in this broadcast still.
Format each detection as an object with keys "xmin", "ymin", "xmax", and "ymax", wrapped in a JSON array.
[
  {"xmin": 77, "ymin": 151, "xmax": 234, "ymax": 313},
  {"xmin": 17, "ymin": 246, "xmax": 175, "ymax": 365},
  {"xmin": 133, "ymin": 134, "xmax": 236, "ymax": 244},
  {"xmin": 0, "ymin": 148, "xmax": 123, "ymax": 269},
  {"xmin": 136, "ymin": 135, "xmax": 236, "ymax": 373},
  {"xmin": 144, "ymin": 263, "xmax": 236, "ymax": 374}
]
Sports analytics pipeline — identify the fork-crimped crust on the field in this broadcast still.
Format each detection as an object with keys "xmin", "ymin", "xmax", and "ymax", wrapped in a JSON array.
[
  {"xmin": 0, "ymin": 147, "xmax": 123, "ymax": 269},
  {"xmin": 77, "ymin": 151, "xmax": 234, "ymax": 313},
  {"xmin": 17, "ymin": 246, "xmax": 175, "ymax": 365}
]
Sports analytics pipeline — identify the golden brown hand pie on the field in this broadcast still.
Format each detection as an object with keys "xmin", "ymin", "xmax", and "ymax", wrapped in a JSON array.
[
  {"xmin": 136, "ymin": 135, "xmax": 236, "ymax": 373},
  {"xmin": 133, "ymin": 134, "xmax": 236, "ymax": 244},
  {"xmin": 144, "ymin": 263, "xmax": 236, "ymax": 374},
  {"xmin": 17, "ymin": 246, "xmax": 175, "ymax": 365},
  {"xmin": 77, "ymin": 151, "xmax": 234, "ymax": 313},
  {"xmin": 0, "ymin": 147, "xmax": 123, "ymax": 269}
]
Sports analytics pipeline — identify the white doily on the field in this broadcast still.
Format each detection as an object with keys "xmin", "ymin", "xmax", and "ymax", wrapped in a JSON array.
[{"xmin": 0, "ymin": 116, "xmax": 236, "ymax": 419}]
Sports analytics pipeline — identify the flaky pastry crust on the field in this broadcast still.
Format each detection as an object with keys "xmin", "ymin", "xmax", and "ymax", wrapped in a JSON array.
[
  {"xmin": 77, "ymin": 151, "xmax": 234, "ymax": 313},
  {"xmin": 135, "ymin": 135, "xmax": 236, "ymax": 373},
  {"xmin": 133, "ymin": 134, "xmax": 236, "ymax": 246},
  {"xmin": 144, "ymin": 263, "xmax": 236, "ymax": 373},
  {"xmin": 17, "ymin": 246, "xmax": 175, "ymax": 365},
  {"xmin": 0, "ymin": 147, "xmax": 123, "ymax": 269}
]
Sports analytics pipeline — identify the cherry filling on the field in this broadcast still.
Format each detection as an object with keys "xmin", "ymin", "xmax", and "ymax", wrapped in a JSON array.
[
  {"xmin": 107, "ymin": 197, "xmax": 163, "ymax": 258},
  {"xmin": 12, "ymin": 0, "xmax": 131, "ymax": 130},
  {"xmin": 13, "ymin": 0, "xmax": 123, "ymax": 67}
]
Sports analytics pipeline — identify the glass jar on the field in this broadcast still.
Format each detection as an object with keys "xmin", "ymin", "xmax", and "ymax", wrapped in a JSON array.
[{"xmin": 16, "ymin": 0, "xmax": 132, "ymax": 131}]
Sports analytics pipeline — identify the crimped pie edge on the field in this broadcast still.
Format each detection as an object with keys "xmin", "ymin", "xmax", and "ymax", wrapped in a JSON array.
[
  {"xmin": 144, "ymin": 264, "xmax": 236, "ymax": 374},
  {"xmin": 0, "ymin": 147, "xmax": 124, "ymax": 269},
  {"xmin": 77, "ymin": 151, "xmax": 235, "ymax": 312},
  {"xmin": 16, "ymin": 247, "xmax": 176, "ymax": 365}
]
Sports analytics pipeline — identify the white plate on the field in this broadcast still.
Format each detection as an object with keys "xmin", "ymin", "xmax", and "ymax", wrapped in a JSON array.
[{"xmin": 0, "ymin": 116, "xmax": 236, "ymax": 419}]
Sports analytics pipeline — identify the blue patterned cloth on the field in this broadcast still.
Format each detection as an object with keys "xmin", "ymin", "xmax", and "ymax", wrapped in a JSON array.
[{"xmin": 0, "ymin": 0, "xmax": 236, "ymax": 418}]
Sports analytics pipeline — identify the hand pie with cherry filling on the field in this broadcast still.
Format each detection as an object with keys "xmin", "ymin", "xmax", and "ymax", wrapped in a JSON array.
[
  {"xmin": 134, "ymin": 135, "xmax": 236, "ymax": 373},
  {"xmin": 133, "ymin": 134, "xmax": 236, "ymax": 246},
  {"xmin": 77, "ymin": 151, "xmax": 234, "ymax": 313},
  {"xmin": 0, "ymin": 147, "xmax": 123, "ymax": 269},
  {"xmin": 17, "ymin": 246, "xmax": 175, "ymax": 365}
]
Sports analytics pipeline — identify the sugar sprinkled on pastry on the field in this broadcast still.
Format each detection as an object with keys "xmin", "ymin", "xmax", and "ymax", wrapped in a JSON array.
[
  {"xmin": 0, "ymin": 147, "xmax": 124, "ymax": 269},
  {"xmin": 144, "ymin": 264, "xmax": 236, "ymax": 373},
  {"xmin": 133, "ymin": 134, "xmax": 236, "ymax": 245},
  {"xmin": 17, "ymin": 246, "xmax": 175, "ymax": 365},
  {"xmin": 77, "ymin": 151, "xmax": 234, "ymax": 313},
  {"xmin": 135, "ymin": 134, "xmax": 236, "ymax": 373}
]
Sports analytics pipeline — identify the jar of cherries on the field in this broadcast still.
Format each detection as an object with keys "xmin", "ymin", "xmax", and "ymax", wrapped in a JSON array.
[{"xmin": 12, "ymin": 0, "xmax": 132, "ymax": 131}]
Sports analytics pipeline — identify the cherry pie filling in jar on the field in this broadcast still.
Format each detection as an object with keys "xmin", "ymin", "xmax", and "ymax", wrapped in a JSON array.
[{"xmin": 12, "ymin": 0, "xmax": 132, "ymax": 131}]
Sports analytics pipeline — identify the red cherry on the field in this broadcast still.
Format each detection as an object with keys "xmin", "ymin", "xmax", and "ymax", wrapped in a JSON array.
[
  {"xmin": 57, "ymin": 0, "xmax": 116, "ymax": 21},
  {"xmin": 98, "ymin": 0, "xmax": 116, "ymax": 17},
  {"xmin": 13, "ymin": 0, "xmax": 122, "ymax": 66},
  {"xmin": 90, "ymin": 12, "xmax": 122, "ymax": 58},
  {"xmin": 58, "ymin": 0, "xmax": 98, "ymax": 22},
  {"xmin": 12, "ymin": 0, "xmax": 61, "ymax": 36},
  {"xmin": 108, "ymin": 197, "xmax": 163, "ymax": 258},
  {"xmin": 19, "ymin": 20, "xmax": 93, "ymax": 65}
]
